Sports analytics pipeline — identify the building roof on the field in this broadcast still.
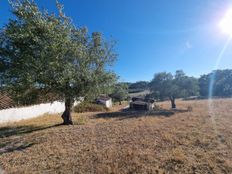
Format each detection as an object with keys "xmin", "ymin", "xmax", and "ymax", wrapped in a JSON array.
[
  {"xmin": 131, "ymin": 97, "xmax": 155, "ymax": 103},
  {"xmin": 131, "ymin": 101, "xmax": 148, "ymax": 106},
  {"xmin": 0, "ymin": 90, "xmax": 62, "ymax": 110},
  {"xmin": 0, "ymin": 91, "xmax": 16, "ymax": 110},
  {"xmin": 97, "ymin": 95, "xmax": 111, "ymax": 101}
]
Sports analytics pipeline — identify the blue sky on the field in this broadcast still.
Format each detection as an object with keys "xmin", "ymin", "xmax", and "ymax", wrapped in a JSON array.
[{"xmin": 1, "ymin": 0, "xmax": 232, "ymax": 82}]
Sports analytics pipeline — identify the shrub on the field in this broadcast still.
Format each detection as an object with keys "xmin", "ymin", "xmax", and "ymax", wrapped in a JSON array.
[{"xmin": 73, "ymin": 102, "xmax": 109, "ymax": 113}]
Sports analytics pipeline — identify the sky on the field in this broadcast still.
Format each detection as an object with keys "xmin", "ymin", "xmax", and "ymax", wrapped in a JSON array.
[{"xmin": 1, "ymin": 0, "xmax": 232, "ymax": 82}]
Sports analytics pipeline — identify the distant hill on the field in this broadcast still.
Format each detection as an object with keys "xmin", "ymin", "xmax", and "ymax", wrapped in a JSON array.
[
  {"xmin": 128, "ymin": 89, "xmax": 151, "ymax": 98},
  {"xmin": 128, "ymin": 81, "xmax": 149, "ymax": 93}
]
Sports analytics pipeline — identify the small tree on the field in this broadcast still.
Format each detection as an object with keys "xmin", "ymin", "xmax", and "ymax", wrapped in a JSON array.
[
  {"xmin": 110, "ymin": 83, "xmax": 128, "ymax": 105},
  {"xmin": 0, "ymin": 0, "xmax": 117, "ymax": 125},
  {"xmin": 149, "ymin": 70, "xmax": 199, "ymax": 108}
]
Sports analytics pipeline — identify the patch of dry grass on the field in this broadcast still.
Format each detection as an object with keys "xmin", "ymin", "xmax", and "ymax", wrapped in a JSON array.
[
  {"xmin": 0, "ymin": 99, "xmax": 232, "ymax": 173},
  {"xmin": 73, "ymin": 102, "xmax": 110, "ymax": 113}
]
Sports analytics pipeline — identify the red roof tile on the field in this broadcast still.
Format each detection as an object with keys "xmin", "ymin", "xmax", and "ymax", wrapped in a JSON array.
[{"xmin": 0, "ymin": 92, "xmax": 16, "ymax": 110}]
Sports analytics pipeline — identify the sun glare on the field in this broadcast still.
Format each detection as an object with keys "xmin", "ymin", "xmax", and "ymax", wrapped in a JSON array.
[{"xmin": 219, "ymin": 8, "xmax": 232, "ymax": 37}]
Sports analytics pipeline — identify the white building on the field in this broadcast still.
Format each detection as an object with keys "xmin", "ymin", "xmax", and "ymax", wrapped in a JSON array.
[{"xmin": 96, "ymin": 96, "xmax": 113, "ymax": 108}]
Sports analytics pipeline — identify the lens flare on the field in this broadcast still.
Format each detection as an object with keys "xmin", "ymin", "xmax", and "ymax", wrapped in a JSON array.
[
  {"xmin": 209, "ymin": 8, "xmax": 232, "ymax": 136},
  {"xmin": 219, "ymin": 8, "xmax": 232, "ymax": 37},
  {"xmin": 208, "ymin": 37, "xmax": 231, "ymax": 138},
  {"xmin": 208, "ymin": 38, "xmax": 231, "ymax": 100}
]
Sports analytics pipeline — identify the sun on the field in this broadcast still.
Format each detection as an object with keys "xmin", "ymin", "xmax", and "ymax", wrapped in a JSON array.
[{"xmin": 219, "ymin": 8, "xmax": 232, "ymax": 37}]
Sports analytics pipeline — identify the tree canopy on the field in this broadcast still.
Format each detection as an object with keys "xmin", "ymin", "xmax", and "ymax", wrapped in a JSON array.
[
  {"xmin": 199, "ymin": 69, "xmax": 232, "ymax": 97},
  {"xmin": 149, "ymin": 70, "xmax": 199, "ymax": 108},
  {"xmin": 110, "ymin": 83, "xmax": 129, "ymax": 104},
  {"xmin": 0, "ymin": 0, "xmax": 117, "ymax": 124}
]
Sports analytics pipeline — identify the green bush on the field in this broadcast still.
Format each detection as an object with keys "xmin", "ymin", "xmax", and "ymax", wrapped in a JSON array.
[{"xmin": 73, "ymin": 102, "xmax": 109, "ymax": 113}]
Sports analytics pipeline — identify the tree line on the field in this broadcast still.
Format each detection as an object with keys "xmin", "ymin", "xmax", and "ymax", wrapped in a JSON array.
[{"xmin": 127, "ymin": 69, "xmax": 232, "ymax": 108}]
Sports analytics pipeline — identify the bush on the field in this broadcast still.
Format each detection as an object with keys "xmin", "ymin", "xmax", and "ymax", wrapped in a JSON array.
[{"xmin": 73, "ymin": 102, "xmax": 109, "ymax": 113}]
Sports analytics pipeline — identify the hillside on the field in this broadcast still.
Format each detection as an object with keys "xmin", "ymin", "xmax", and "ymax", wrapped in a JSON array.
[
  {"xmin": 0, "ymin": 99, "xmax": 232, "ymax": 173},
  {"xmin": 128, "ymin": 89, "xmax": 151, "ymax": 98}
]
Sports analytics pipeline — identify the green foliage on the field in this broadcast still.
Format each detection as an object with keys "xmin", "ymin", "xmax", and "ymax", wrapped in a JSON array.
[
  {"xmin": 149, "ymin": 70, "xmax": 199, "ymax": 101},
  {"xmin": 145, "ymin": 91, "xmax": 160, "ymax": 100},
  {"xmin": 0, "ymin": 0, "xmax": 117, "ymax": 105},
  {"xmin": 149, "ymin": 72, "xmax": 173, "ymax": 100},
  {"xmin": 199, "ymin": 69, "xmax": 232, "ymax": 97},
  {"xmin": 73, "ymin": 102, "xmax": 109, "ymax": 113},
  {"xmin": 110, "ymin": 83, "xmax": 129, "ymax": 103},
  {"xmin": 13, "ymin": 88, "xmax": 39, "ymax": 105}
]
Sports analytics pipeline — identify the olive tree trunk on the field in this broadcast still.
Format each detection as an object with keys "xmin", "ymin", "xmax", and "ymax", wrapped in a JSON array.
[
  {"xmin": 169, "ymin": 96, "xmax": 176, "ymax": 109},
  {"xmin": 61, "ymin": 97, "xmax": 73, "ymax": 125}
]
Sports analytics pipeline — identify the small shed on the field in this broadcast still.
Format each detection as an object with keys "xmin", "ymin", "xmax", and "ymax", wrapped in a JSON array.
[{"xmin": 96, "ymin": 96, "xmax": 113, "ymax": 108}]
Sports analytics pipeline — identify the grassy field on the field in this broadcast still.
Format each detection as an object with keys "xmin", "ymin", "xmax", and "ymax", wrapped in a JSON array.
[{"xmin": 0, "ymin": 99, "xmax": 232, "ymax": 173}]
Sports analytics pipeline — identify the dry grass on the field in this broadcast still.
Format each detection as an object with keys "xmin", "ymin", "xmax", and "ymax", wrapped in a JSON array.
[
  {"xmin": 0, "ymin": 99, "xmax": 232, "ymax": 173},
  {"xmin": 73, "ymin": 102, "xmax": 109, "ymax": 113}
]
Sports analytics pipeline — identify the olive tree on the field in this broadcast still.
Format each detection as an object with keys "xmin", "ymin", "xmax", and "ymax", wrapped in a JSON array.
[
  {"xmin": 110, "ymin": 83, "xmax": 128, "ymax": 105},
  {"xmin": 149, "ymin": 70, "xmax": 199, "ymax": 108},
  {"xmin": 0, "ymin": 0, "xmax": 117, "ymax": 124}
]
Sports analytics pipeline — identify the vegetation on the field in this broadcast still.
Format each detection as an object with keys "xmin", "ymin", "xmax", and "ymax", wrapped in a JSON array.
[
  {"xmin": 128, "ymin": 81, "xmax": 149, "ymax": 93},
  {"xmin": 0, "ymin": 0, "xmax": 117, "ymax": 124},
  {"xmin": 73, "ymin": 102, "xmax": 109, "ymax": 113},
  {"xmin": 0, "ymin": 99, "xmax": 232, "ymax": 173},
  {"xmin": 149, "ymin": 70, "xmax": 199, "ymax": 108},
  {"xmin": 127, "ymin": 69, "xmax": 232, "ymax": 106},
  {"xmin": 110, "ymin": 83, "xmax": 129, "ymax": 104},
  {"xmin": 1, "ymin": 1, "xmax": 232, "ymax": 174},
  {"xmin": 199, "ymin": 69, "xmax": 232, "ymax": 97}
]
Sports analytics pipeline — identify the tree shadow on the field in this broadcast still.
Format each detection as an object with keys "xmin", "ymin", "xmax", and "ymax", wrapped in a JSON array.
[
  {"xmin": 0, "ymin": 124, "xmax": 63, "ymax": 155},
  {"xmin": 0, "ymin": 141, "xmax": 36, "ymax": 155},
  {"xmin": 0, "ymin": 124, "xmax": 62, "ymax": 138},
  {"xmin": 95, "ymin": 108, "xmax": 189, "ymax": 120}
]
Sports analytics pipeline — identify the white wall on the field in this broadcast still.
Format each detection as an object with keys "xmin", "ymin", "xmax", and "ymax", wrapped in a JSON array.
[
  {"xmin": 105, "ymin": 99, "xmax": 112, "ymax": 108},
  {"xmin": 98, "ymin": 99, "xmax": 112, "ymax": 108},
  {"xmin": 0, "ymin": 101, "xmax": 80, "ymax": 123}
]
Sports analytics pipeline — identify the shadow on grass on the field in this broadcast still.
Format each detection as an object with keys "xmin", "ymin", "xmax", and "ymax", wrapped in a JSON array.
[
  {"xmin": 0, "ymin": 124, "xmax": 63, "ymax": 155},
  {"xmin": 0, "ymin": 141, "xmax": 36, "ymax": 155},
  {"xmin": 0, "ymin": 124, "xmax": 62, "ymax": 138},
  {"xmin": 95, "ymin": 108, "xmax": 189, "ymax": 120}
]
